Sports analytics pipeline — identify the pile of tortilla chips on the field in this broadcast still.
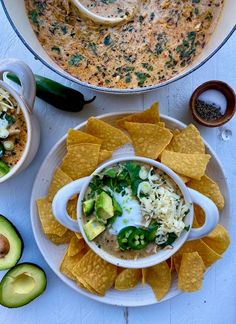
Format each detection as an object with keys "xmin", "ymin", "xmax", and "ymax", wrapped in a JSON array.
[{"xmin": 36, "ymin": 103, "xmax": 230, "ymax": 301}]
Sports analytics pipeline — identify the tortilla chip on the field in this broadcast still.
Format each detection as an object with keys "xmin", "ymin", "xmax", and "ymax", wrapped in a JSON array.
[
  {"xmin": 72, "ymin": 250, "xmax": 117, "ymax": 296},
  {"xmin": 60, "ymin": 248, "xmax": 87, "ymax": 280},
  {"xmin": 67, "ymin": 197, "xmax": 78, "ymax": 220},
  {"xmin": 178, "ymin": 252, "xmax": 205, "ymax": 292},
  {"xmin": 36, "ymin": 197, "xmax": 67, "ymax": 237},
  {"xmin": 116, "ymin": 102, "xmax": 160, "ymax": 128},
  {"xmin": 67, "ymin": 129, "xmax": 102, "ymax": 147},
  {"xmin": 86, "ymin": 117, "xmax": 130, "ymax": 151},
  {"xmin": 115, "ymin": 269, "xmax": 141, "ymax": 290},
  {"xmin": 170, "ymin": 124, "xmax": 205, "ymax": 154},
  {"xmin": 47, "ymin": 230, "xmax": 74, "ymax": 245},
  {"xmin": 194, "ymin": 205, "xmax": 205, "ymax": 227},
  {"xmin": 98, "ymin": 150, "xmax": 113, "ymax": 164},
  {"xmin": 141, "ymin": 268, "xmax": 147, "ymax": 287},
  {"xmin": 173, "ymin": 239, "xmax": 221, "ymax": 272},
  {"xmin": 75, "ymin": 232, "xmax": 83, "ymax": 240},
  {"xmin": 68, "ymin": 236, "xmax": 85, "ymax": 257},
  {"xmin": 76, "ymin": 275, "xmax": 101, "ymax": 295},
  {"xmin": 146, "ymin": 262, "xmax": 171, "ymax": 301},
  {"xmin": 177, "ymin": 174, "xmax": 190, "ymax": 183},
  {"xmin": 125, "ymin": 122, "xmax": 173, "ymax": 159},
  {"xmin": 188, "ymin": 175, "xmax": 224, "ymax": 210},
  {"xmin": 47, "ymin": 168, "xmax": 73, "ymax": 202},
  {"xmin": 202, "ymin": 224, "xmax": 230, "ymax": 255},
  {"xmin": 61, "ymin": 143, "xmax": 100, "ymax": 180},
  {"xmin": 161, "ymin": 151, "xmax": 211, "ymax": 180}
]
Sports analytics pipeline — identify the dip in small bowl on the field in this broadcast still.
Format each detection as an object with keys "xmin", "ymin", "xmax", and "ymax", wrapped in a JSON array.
[
  {"xmin": 82, "ymin": 161, "xmax": 190, "ymax": 260},
  {"xmin": 53, "ymin": 156, "xmax": 219, "ymax": 268}
]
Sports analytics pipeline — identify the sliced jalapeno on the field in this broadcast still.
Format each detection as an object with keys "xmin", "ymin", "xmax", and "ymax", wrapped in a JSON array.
[
  {"xmin": 128, "ymin": 228, "xmax": 148, "ymax": 250},
  {"xmin": 117, "ymin": 226, "xmax": 136, "ymax": 251}
]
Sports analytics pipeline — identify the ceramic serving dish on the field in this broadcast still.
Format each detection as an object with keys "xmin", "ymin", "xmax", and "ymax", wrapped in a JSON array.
[
  {"xmin": 1, "ymin": 0, "xmax": 236, "ymax": 94},
  {"xmin": 0, "ymin": 59, "xmax": 40, "ymax": 183}
]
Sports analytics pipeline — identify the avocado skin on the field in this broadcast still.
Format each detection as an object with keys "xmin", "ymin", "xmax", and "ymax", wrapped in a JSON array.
[
  {"xmin": 0, "ymin": 262, "xmax": 47, "ymax": 308},
  {"xmin": 0, "ymin": 215, "xmax": 24, "ymax": 270}
]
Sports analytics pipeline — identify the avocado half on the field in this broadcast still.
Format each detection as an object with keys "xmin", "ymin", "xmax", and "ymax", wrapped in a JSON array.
[
  {"xmin": 0, "ymin": 215, "xmax": 23, "ymax": 270},
  {"xmin": 0, "ymin": 263, "xmax": 47, "ymax": 308}
]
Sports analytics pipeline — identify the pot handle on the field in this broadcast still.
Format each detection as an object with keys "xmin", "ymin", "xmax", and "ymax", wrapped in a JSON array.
[
  {"xmin": 187, "ymin": 188, "xmax": 219, "ymax": 241},
  {"xmin": 0, "ymin": 59, "xmax": 36, "ymax": 112},
  {"xmin": 52, "ymin": 177, "xmax": 89, "ymax": 232}
]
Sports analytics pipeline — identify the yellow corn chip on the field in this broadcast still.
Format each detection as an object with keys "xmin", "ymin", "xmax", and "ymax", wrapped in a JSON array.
[
  {"xmin": 36, "ymin": 197, "xmax": 67, "ymax": 237},
  {"xmin": 173, "ymin": 239, "xmax": 221, "ymax": 272},
  {"xmin": 72, "ymin": 250, "xmax": 117, "ymax": 296},
  {"xmin": 67, "ymin": 129, "xmax": 102, "ymax": 147},
  {"xmin": 145, "ymin": 261, "xmax": 171, "ymax": 301},
  {"xmin": 188, "ymin": 175, "xmax": 224, "ymax": 210},
  {"xmin": 98, "ymin": 150, "xmax": 113, "ymax": 164},
  {"xmin": 47, "ymin": 230, "xmax": 74, "ymax": 245},
  {"xmin": 115, "ymin": 269, "xmax": 141, "ymax": 290},
  {"xmin": 116, "ymin": 102, "xmax": 160, "ymax": 128},
  {"xmin": 60, "ymin": 249, "xmax": 87, "ymax": 280},
  {"xmin": 68, "ymin": 236, "xmax": 85, "ymax": 257},
  {"xmin": 141, "ymin": 268, "xmax": 147, "ymax": 287},
  {"xmin": 67, "ymin": 197, "xmax": 78, "ymax": 220},
  {"xmin": 125, "ymin": 122, "xmax": 173, "ymax": 159},
  {"xmin": 177, "ymin": 174, "xmax": 190, "ymax": 183},
  {"xmin": 194, "ymin": 205, "xmax": 205, "ymax": 226},
  {"xmin": 178, "ymin": 252, "xmax": 205, "ymax": 292},
  {"xmin": 170, "ymin": 124, "xmax": 205, "ymax": 154},
  {"xmin": 161, "ymin": 150, "xmax": 211, "ymax": 180},
  {"xmin": 86, "ymin": 117, "xmax": 130, "ymax": 151},
  {"xmin": 202, "ymin": 224, "xmax": 230, "ymax": 255},
  {"xmin": 47, "ymin": 168, "xmax": 72, "ymax": 202},
  {"xmin": 61, "ymin": 143, "xmax": 100, "ymax": 180},
  {"xmin": 76, "ymin": 275, "xmax": 100, "ymax": 295}
]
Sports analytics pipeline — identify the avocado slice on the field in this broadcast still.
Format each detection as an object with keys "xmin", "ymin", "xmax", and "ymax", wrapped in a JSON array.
[
  {"xmin": 112, "ymin": 197, "xmax": 122, "ymax": 217},
  {"xmin": 95, "ymin": 191, "xmax": 114, "ymax": 222},
  {"xmin": 0, "ymin": 263, "xmax": 47, "ymax": 308},
  {"xmin": 83, "ymin": 219, "xmax": 105, "ymax": 241},
  {"xmin": 82, "ymin": 198, "xmax": 95, "ymax": 216},
  {"xmin": 0, "ymin": 215, "xmax": 23, "ymax": 270}
]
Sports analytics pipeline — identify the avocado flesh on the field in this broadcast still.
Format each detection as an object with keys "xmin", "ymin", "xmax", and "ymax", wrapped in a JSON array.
[
  {"xmin": 82, "ymin": 199, "xmax": 95, "ymax": 216},
  {"xmin": 83, "ymin": 219, "xmax": 105, "ymax": 241},
  {"xmin": 0, "ymin": 215, "xmax": 23, "ymax": 270},
  {"xmin": 95, "ymin": 192, "xmax": 114, "ymax": 222},
  {"xmin": 0, "ymin": 263, "xmax": 47, "ymax": 308}
]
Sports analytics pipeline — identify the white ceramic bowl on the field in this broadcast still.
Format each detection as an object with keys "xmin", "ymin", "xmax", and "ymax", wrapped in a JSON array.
[
  {"xmin": 52, "ymin": 156, "xmax": 219, "ymax": 269},
  {"xmin": 1, "ymin": 0, "xmax": 236, "ymax": 94},
  {"xmin": 0, "ymin": 59, "xmax": 40, "ymax": 183}
]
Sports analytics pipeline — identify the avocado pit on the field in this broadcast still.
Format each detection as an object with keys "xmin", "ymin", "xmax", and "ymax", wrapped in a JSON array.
[{"xmin": 0, "ymin": 234, "xmax": 10, "ymax": 257}]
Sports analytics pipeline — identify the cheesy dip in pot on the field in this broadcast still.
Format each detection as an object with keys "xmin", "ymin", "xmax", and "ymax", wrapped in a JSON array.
[
  {"xmin": 0, "ymin": 87, "xmax": 27, "ymax": 178},
  {"xmin": 82, "ymin": 161, "xmax": 190, "ymax": 260},
  {"xmin": 25, "ymin": 0, "xmax": 224, "ymax": 89}
]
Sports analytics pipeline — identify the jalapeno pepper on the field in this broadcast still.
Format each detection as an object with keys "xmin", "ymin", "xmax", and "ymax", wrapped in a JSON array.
[
  {"xmin": 128, "ymin": 228, "xmax": 149, "ymax": 250},
  {"xmin": 117, "ymin": 226, "xmax": 136, "ymax": 251}
]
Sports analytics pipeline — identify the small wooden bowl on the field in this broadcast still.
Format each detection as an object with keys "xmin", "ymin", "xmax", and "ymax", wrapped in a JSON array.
[{"xmin": 189, "ymin": 80, "xmax": 236, "ymax": 127}]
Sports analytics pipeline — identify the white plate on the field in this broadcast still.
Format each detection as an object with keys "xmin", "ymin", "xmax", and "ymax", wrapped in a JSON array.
[{"xmin": 30, "ymin": 112, "xmax": 230, "ymax": 307}]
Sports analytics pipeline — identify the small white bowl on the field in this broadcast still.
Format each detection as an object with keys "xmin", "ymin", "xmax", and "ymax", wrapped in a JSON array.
[
  {"xmin": 0, "ymin": 59, "xmax": 40, "ymax": 183},
  {"xmin": 52, "ymin": 156, "xmax": 219, "ymax": 269}
]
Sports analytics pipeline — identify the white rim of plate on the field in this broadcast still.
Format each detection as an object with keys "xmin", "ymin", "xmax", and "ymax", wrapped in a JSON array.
[{"xmin": 30, "ymin": 112, "xmax": 230, "ymax": 307}]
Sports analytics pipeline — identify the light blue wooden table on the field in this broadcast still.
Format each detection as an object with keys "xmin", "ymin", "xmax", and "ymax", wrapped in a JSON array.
[{"xmin": 0, "ymin": 4, "xmax": 235, "ymax": 324}]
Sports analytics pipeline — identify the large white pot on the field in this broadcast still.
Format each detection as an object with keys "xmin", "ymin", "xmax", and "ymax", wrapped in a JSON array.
[{"xmin": 1, "ymin": 0, "xmax": 235, "ymax": 94}]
